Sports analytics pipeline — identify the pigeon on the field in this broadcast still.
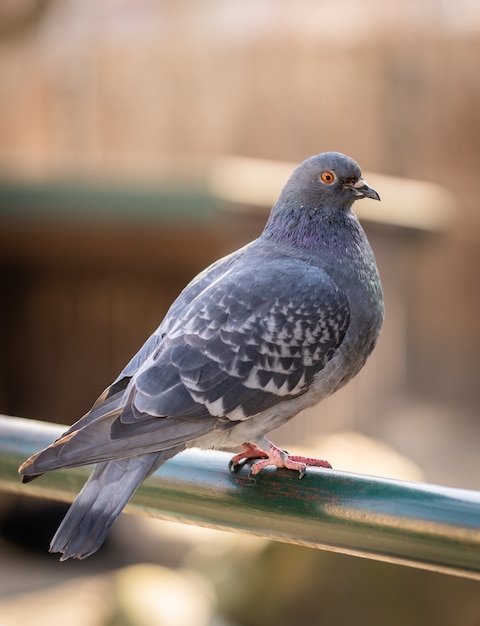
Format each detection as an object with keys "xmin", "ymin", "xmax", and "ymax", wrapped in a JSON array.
[{"xmin": 19, "ymin": 152, "xmax": 384, "ymax": 560}]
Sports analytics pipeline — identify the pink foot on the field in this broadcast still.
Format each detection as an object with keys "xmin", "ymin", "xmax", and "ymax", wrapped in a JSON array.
[
  {"xmin": 229, "ymin": 441, "xmax": 332, "ymax": 479},
  {"xmin": 229, "ymin": 442, "xmax": 268, "ymax": 471}
]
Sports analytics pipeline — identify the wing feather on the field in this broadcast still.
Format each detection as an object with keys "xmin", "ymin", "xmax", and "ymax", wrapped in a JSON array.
[
  {"xmin": 129, "ymin": 255, "xmax": 350, "ymax": 423},
  {"xmin": 20, "ymin": 244, "xmax": 350, "ymax": 476}
]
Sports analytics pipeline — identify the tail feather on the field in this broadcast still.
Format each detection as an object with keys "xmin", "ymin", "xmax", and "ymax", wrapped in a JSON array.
[{"xmin": 50, "ymin": 448, "xmax": 181, "ymax": 560}]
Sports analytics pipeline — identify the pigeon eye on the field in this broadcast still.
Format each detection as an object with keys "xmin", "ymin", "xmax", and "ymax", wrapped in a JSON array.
[{"xmin": 320, "ymin": 171, "xmax": 335, "ymax": 184}]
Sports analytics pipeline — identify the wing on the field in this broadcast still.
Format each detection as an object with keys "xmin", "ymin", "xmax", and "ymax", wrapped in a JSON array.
[{"xmin": 20, "ymin": 250, "xmax": 349, "ymax": 475}]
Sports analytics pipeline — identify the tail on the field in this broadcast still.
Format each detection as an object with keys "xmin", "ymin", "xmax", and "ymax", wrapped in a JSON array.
[{"xmin": 50, "ymin": 448, "xmax": 181, "ymax": 560}]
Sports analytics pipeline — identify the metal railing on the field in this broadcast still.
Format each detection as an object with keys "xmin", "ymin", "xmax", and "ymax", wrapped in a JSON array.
[{"xmin": 1, "ymin": 414, "xmax": 480, "ymax": 579}]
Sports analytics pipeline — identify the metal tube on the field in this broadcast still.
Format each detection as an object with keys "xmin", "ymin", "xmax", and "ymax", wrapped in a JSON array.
[{"xmin": 1, "ymin": 414, "xmax": 480, "ymax": 578}]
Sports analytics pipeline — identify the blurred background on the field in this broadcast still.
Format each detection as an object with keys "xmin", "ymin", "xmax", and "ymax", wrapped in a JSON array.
[{"xmin": 1, "ymin": 0, "xmax": 480, "ymax": 624}]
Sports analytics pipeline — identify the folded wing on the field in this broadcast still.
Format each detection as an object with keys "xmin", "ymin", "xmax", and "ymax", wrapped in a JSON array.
[{"xmin": 20, "ymin": 253, "xmax": 349, "ymax": 477}]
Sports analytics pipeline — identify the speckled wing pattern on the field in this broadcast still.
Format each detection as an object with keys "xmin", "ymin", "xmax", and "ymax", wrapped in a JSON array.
[{"xmin": 119, "ymin": 256, "xmax": 350, "ymax": 433}]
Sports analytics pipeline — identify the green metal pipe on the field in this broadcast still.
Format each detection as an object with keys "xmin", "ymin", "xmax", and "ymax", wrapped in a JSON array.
[{"xmin": 1, "ymin": 414, "xmax": 480, "ymax": 579}]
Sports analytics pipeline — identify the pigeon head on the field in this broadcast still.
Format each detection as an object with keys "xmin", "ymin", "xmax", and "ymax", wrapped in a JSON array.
[
  {"xmin": 279, "ymin": 152, "xmax": 380, "ymax": 210},
  {"xmin": 262, "ymin": 152, "xmax": 380, "ymax": 250}
]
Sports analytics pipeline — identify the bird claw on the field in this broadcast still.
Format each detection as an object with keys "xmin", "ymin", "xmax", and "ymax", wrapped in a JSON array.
[
  {"xmin": 229, "ymin": 442, "xmax": 268, "ymax": 473},
  {"xmin": 229, "ymin": 442, "xmax": 332, "ymax": 479}
]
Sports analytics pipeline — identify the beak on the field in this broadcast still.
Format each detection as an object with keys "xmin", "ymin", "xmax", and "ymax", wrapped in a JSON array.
[{"xmin": 349, "ymin": 178, "xmax": 380, "ymax": 201}]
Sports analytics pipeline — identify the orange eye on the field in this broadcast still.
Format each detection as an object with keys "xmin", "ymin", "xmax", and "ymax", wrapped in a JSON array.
[{"xmin": 321, "ymin": 171, "xmax": 335, "ymax": 184}]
